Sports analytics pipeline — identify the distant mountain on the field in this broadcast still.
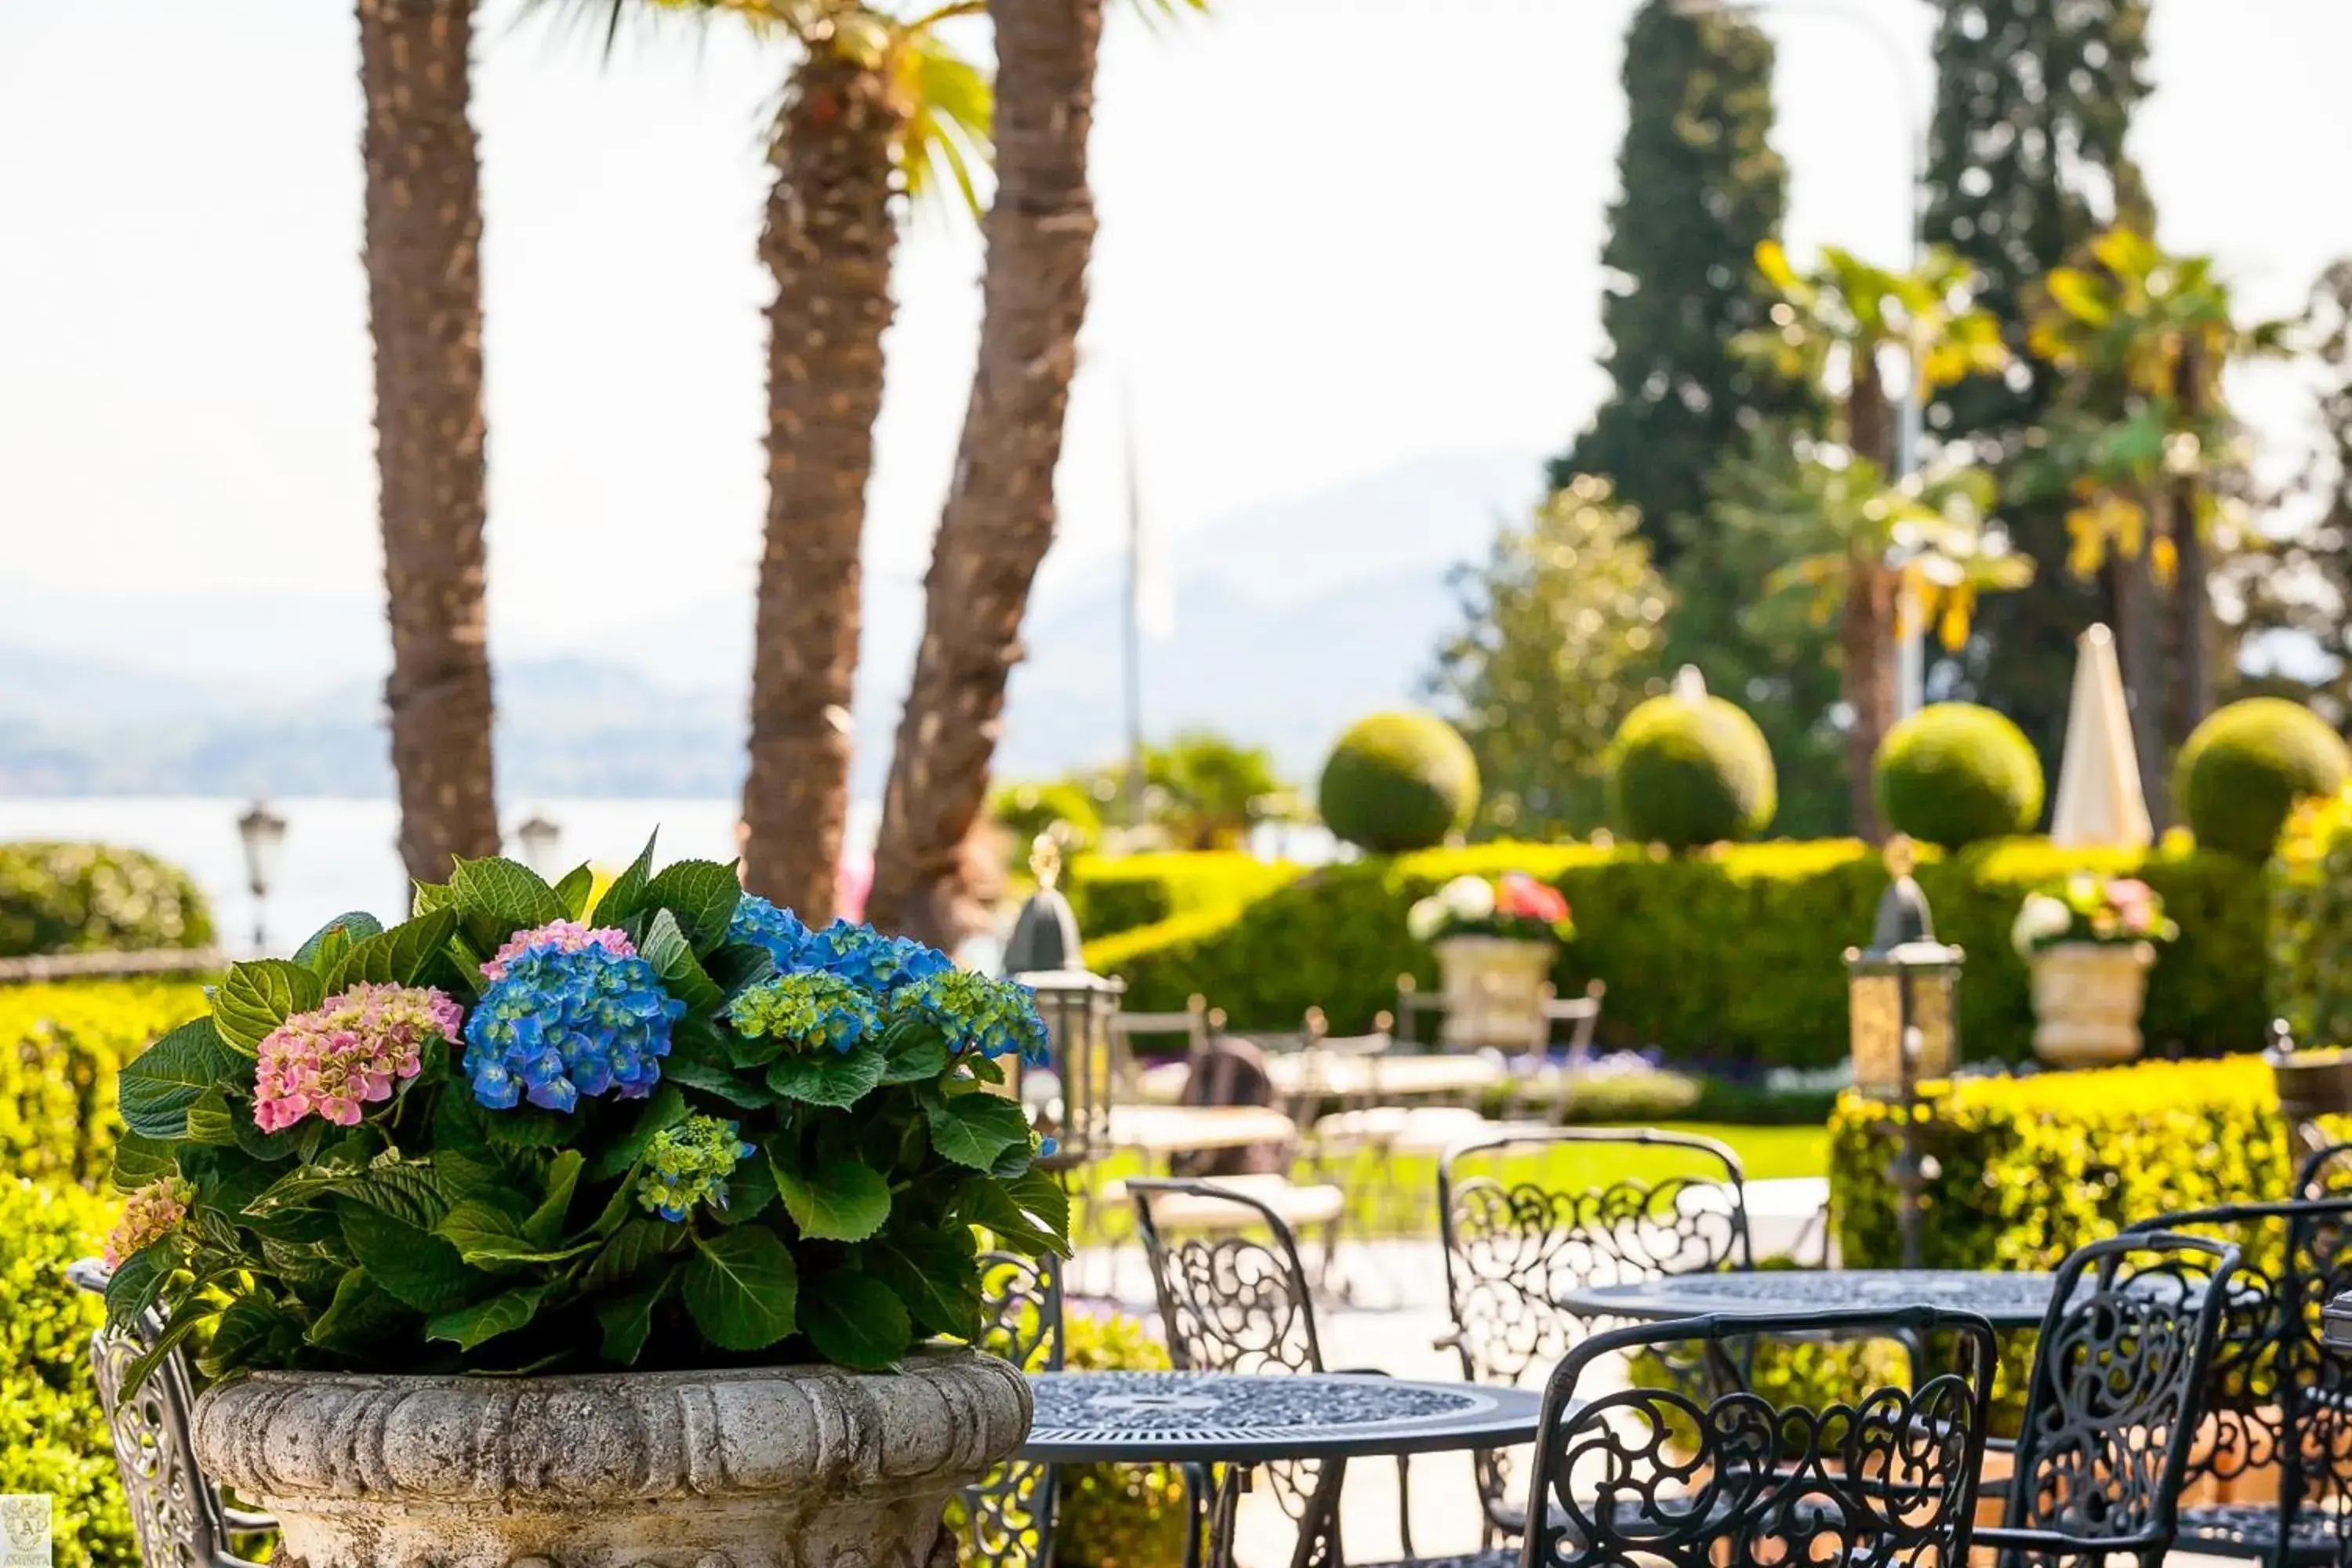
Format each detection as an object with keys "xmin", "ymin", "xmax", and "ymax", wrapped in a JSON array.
[{"xmin": 0, "ymin": 450, "xmax": 1544, "ymax": 796}]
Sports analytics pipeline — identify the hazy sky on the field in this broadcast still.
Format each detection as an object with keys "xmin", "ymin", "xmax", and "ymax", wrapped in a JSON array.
[{"xmin": 2, "ymin": 0, "xmax": 2349, "ymax": 662}]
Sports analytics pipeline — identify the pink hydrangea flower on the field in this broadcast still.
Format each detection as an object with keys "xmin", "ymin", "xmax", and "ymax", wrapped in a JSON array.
[
  {"xmin": 252, "ymin": 983, "xmax": 463, "ymax": 1133},
  {"xmin": 481, "ymin": 920, "xmax": 636, "ymax": 982},
  {"xmin": 107, "ymin": 1177, "xmax": 191, "ymax": 1269}
]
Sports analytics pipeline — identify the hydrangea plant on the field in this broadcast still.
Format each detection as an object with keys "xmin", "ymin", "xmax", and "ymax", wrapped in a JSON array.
[
  {"xmin": 2010, "ymin": 874, "xmax": 2179, "ymax": 958},
  {"xmin": 1405, "ymin": 872, "xmax": 1575, "ymax": 944},
  {"xmin": 103, "ymin": 840, "xmax": 1065, "ymax": 1391}
]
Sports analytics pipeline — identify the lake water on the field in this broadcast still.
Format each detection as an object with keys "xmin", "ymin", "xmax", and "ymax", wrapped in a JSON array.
[{"xmin": 0, "ymin": 797, "xmax": 790, "ymax": 956}]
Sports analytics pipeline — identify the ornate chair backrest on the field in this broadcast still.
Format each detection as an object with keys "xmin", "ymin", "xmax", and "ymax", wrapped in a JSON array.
[
  {"xmin": 958, "ymin": 1250, "xmax": 1062, "ymax": 1568},
  {"xmin": 1127, "ymin": 1178, "xmax": 1323, "ymax": 1375},
  {"xmin": 1999, "ymin": 1232, "xmax": 2245, "ymax": 1559},
  {"xmin": 67, "ymin": 1259, "xmax": 269, "ymax": 1568},
  {"xmin": 2299, "ymin": 1138, "xmax": 2352, "ymax": 1199},
  {"xmin": 1437, "ymin": 1127, "xmax": 1752, "ymax": 1390},
  {"xmin": 1526, "ymin": 1306, "xmax": 1996, "ymax": 1568},
  {"xmin": 2125, "ymin": 1196, "xmax": 2352, "ymax": 1543}
]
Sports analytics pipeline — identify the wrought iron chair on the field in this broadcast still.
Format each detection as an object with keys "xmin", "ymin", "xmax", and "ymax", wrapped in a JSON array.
[
  {"xmin": 2297, "ymin": 1137, "xmax": 2352, "ymax": 1198},
  {"xmin": 1522, "ymin": 1306, "xmax": 1998, "ymax": 1568},
  {"xmin": 1129, "ymin": 1178, "xmax": 1452, "ymax": 1568},
  {"xmin": 958, "ymin": 1250, "xmax": 1063, "ymax": 1568},
  {"xmin": 67, "ymin": 1258, "xmax": 274, "ymax": 1568},
  {"xmin": 1976, "ymin": 1231, "xmax": 2246, "ymax": 1568},
  {"xmin": 1435, "ymin": 1127, "xmax": 1752, "ymax": 1548},
  {"xmin": 2122, "ymin": 1195, "xmax": 2352, "ymax": 1566}
]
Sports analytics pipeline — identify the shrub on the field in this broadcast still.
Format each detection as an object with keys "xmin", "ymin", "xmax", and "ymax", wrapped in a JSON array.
[
  {"xmin": 1874, "ymin": 703, "xmax": 2044, "ymax": 849},
  {"xmin": 1316, "ymin": 712, "xmax": 1479, "ymax": 854},
  {"xmin": 0, "ymin": 980, "xmax": 207, "ymax": 1189},
  {"xmin": 989, "ymin": 781, "xmax": 1103, "ymax": 861},
  {"xmin": 2271, "ymin": 786, "xmax": 2352, "ymax": 1047},
  {"xmin": 1605, "ymin": 696, "xmax": 1776, "ymax": 849},
  {"xmin": 1065, "ymin": 853, "xmax": 1301, "ymax": 942},
  {"xmin": 2176, "ymin": 699, "xmax": 2352, "ymax": 862},
  {"xmin": 0, "ymin": 844, "xmax": 215, "ymax": 958},
  {"xmin": 1088, "ymin": 840, "xmax": 2266, "ymax": 1069},
  {"xmin": 1, "ymin": 1178, "xmax": 134, "ymax": 1568},
  {"xmin": 1829, "ymin": 1057, "xmax": 2288, "ymax": 1270},
  {"xmin": 1054, "ymin": 1309, "xmax": 1191, "ymax": 1568}
]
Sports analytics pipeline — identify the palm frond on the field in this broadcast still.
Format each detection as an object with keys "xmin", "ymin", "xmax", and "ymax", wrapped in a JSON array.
[{"xmin": 891, "ymin": 22, "xmax": 994, "ymax": 220}]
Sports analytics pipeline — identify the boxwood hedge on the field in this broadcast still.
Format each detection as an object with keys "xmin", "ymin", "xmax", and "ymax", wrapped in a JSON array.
[
  {"xmin": 1087, "ymin": 840, "xmax": 2265, "ymax": 1067},
  {"xmin": 0, "ymin": 843, "xmax": 215, "ymax": 958}
]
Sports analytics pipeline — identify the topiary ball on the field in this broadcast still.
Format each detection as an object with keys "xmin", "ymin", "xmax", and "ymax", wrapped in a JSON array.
[
  {"xmin": 1873, "ymin": 702, "xmax": 2045, "ymax": 850},
  {"xmin": 1316, "ymin": 711, "xmax": 1479, "ymax": 854},
  {"xmin": 1605, "ymin": 695, "xmax": 1777, "ymax": 849},
  {"xmin": 2176, "ymin": 698, "xmax": 2352, "ymax": 862}
]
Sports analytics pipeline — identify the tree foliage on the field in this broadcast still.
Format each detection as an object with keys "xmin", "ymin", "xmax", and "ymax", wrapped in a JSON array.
[
  {"xmin": 1922, "ymin": 0, "xmax": 2154, "ymax": 764},
  {"xmin": 1427, "ymin": 477, "xmax": 1671, "ymax": 840},
  {"xmin": 1548, "ymin": 0, "xmax": 1813, "ymax": 569}
]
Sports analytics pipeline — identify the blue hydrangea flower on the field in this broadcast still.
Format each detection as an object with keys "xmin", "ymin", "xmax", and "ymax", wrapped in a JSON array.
[
  {"xmin": 640, "ymin": 1116, "xmax": 757, "ymax": 1222},
  {"xmin": 461, "ymin": 942, "xmax": 684, "ymax": 1112},
  {"xmin": 727, "ymin": 895, "xmax": 828, "ymax": 971},
  {"xmin": 727, "ymin": 971, "xmax": 881, "ymax": 1054},
  {"xmin": 804, "ymin": 920, "xmax": 953, "ymax": 996},
  {"xmin": 891, "ymin": 971, "xmax": 1051, "ymax": 1065}
]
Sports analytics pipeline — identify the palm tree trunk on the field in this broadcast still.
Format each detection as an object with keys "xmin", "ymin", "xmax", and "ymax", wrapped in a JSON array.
[
  {"xmin": 358, "ymin": 0, "xmax": 499, "ymax": 885},
  {"xmin": 739, "ymin": 50, "xmax": 902, "ymax": 922},
  {"xmin": 866, "ymin": 0, "xmax": 1102, "ymax": 944},
  {"xmin": 2113, "ymin": 526, "xmax": 2167, "ymax": 828},
  {"xmin": 2173, "ymin": 339, "xmax": 2212, "ymax": 738},
  {"xmin": 1843, "ymin": 562, "xmax": 1896, "ymax": 840},
  {"xmin": 1849, "ymin": 345, "xmax": 1893, "ymax": 474}
]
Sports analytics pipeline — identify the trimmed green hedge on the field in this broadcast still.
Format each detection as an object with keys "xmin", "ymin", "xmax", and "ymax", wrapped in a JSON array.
[
  {"xmin": 0, "ymin": 843, "xmax": 215, "ymax": 958},
  {"xmin": 1089, "ymin": 840, "xmax": 2266, "ymax": 1067},
  {"xmin": 1, "ymin": 980, "xmax": 209, "ymax": 1189},
  {"xmin": 1065, "ymin": 852, "xmax": 1301, "ymax": 941},
  {"xmin": 2, "ymin": 1178, "xmax": 133, "ymax": 1568},
  {"xmin": 1829, "ymin": 1057, "xmax": 2289, "ymax": 1269}
]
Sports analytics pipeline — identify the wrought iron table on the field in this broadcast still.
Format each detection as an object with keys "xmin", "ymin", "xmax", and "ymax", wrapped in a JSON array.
[
  {"xmin": 1561, "ymin": 1267, "xmax": 2061, "ymax": 1330},
  {"xmin": 1023, "ymin": 1370, "xmax": 1545, "ymax": 1565}
]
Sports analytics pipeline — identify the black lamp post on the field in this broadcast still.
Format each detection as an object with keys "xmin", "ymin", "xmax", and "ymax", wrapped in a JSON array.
[
  {"xmin": 1003, "ymin": 836, "xmax": 1123, "ymax": 1172},
  {"xmin": 514, "ymin": 810, "xmax": 562, "ymax": 879},
  {"xmin": 1845, "ymin": 836, "xmax": 1963, "ymax": 1269},
  {"xmin": 236, "ymin": 800, "xmax": 289, "ymax": 956}
]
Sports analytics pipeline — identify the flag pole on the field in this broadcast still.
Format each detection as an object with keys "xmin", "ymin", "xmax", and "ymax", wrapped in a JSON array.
[{"xmin": 1121, "ymin": 379, "xmax": 1146, "ymax": 833}]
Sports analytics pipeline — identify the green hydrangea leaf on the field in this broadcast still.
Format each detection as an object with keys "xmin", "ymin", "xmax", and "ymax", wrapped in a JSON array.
[
  {"xmin": 866, "ymin": 1227, "xmax": 982, "ymax": 1339},
  {"xmin": 292, "ymin": 910, "xmax": 385, "ymax": 970},
  {"xmin": 437, "ymin": 1200, "xmax": 597, "ymax": 1269},
  {"xmin": 771, "ymin": 1152, "xmax": 891, "ymax": 1243},
  {"xmin": 524, "ymin": 1151, "xmax": 585, "ymax": 1247},
  {"xmin": 215, "ymin": 960, "xmax": 327, "ymax": 1056},
  {"xmin": 766, "ymin": 1042, "xmax": 888, "ymax": 1109},
  {"xmin": 953, "ymin": 1175, "xmax": 1066, "ymax": 1256},
  {"xmin": 554, "ymin": 863, "xmax": 597, "ymax": 921},
  {"xmin": 590, "ymin": 833, "xmax": 660, "ymax": 927},
  {"xmin": 485, "ymin": 1105, "xmax": 576, "ymax": 1148},
  {"xmin": 425, "ymin": 1283, "xmax": 550, "ymax": 1350},
  {"xmin": 323, "ymin": 909, "xmax": 459, "ymax": 993},
  {"xmin": 643, "ymin": 860, "xmax": 745, "ymax": 953},
  {"xmin": 197, "ymin": 1294, "xmax": 304, "ymax": 1380},
  {"xmin": 119, "ymin": 1018, "xmax": 238, "ymax": 1140},
  {"xmin": 449, "ymin": 856, "xmax": 568, "ymax": 930},
  {"xmin": 663, "ymin": 1055, "xmax": 775, "ymax": 1109},
  {"xmin": 306, "ymin": 1268, "xmax": 416, "ymax": 1352},
  {"xmin": 924, "ymin": 1091, "xmax": 1033, "ymax": 1171},
  {"xmin": 641, "ymin": 908, "xmax": 727, "ymax": 1013},
  {"xmin": 597, "ymin": 1268, "xmax": 679, "ymax": 1365},
  {"xmin": 684, "ymin": 1227, "xmax": 798, "ymax": 1351},
  {"xmin": 183, "ymin": 1087, "xmax": 238, "ymax": 1147},
  {"xmin": 587, "ymin": 1084, "xmax": 691, "ymax": 1181},
  {"xmin": 584, "ymin": 1216, "xmax": 687, "ymax": 1290},
  {"xmin": 339, "ymin": 1203, "xmax": 477, "ymax": 1312},
  {"xmin": 110, "ymin": 1131, "xmax": 177, "ymax": 1192},
  {"xmin": 877, "ymin": 1018, "xmax": 951, "ymax": 1086},
  {"xmin": 800, "ymin": 1268, "xmax": 912, "ymax": 1370},
  {"xmin": 713, "ymin": 1152, "xmax": 779, "ymax": 1227},
  {"xmin": 103, "ymin": 1243, "xmax": 173, "ymax": 1330}
]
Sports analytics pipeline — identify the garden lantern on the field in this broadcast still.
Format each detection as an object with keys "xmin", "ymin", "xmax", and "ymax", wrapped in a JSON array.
[
  {"xmin": 1845, "ymin": 836, "xmax": 1963, "ymax": 1266},
  {"xmin": 1004, "ymin": 835, "xmax": 1124, "ymax": 1171},
  {"xmin": 514, "ymin": 810, "xmax": 562, "ymax": 877},
  {"xmin": 236, "ymin": 799, "xmax": 289, "ymax": 956}
]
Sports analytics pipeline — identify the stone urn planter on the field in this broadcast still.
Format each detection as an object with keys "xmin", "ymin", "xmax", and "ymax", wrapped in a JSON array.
[
  {"xmin": 1432, "ymin": 935, "xmax": 1555, "ymax": 1051},
  {"xmin": 190, "ymin": 1349, "xmax": 1029, "ymax": 1568},
  {"xmin": 2030, "ymin": 941, "xmax": 2155, "ymax": 1069}
]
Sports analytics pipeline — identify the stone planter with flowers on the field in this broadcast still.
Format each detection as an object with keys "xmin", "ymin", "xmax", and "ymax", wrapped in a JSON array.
[
  {"xmin": 102, "ymin": 841, "xmax": 1065, "ymax": 1568},
  {"xmin": 1406, "ymin": 872, "xmax": 1574, "ymax": 1051},
  {"xmin": 2012, "ymin": 873, "xmax": 2178, "ymax": 1069}
]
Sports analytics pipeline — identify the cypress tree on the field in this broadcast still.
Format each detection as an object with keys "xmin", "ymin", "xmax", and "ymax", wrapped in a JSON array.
[
  {"xmin": 1550, "ymin": 0, "xmax": 1806, "ymax": 569},
  {"xmin": 1925, "ymin": 0, "xmax": 2154, "ymax": 770}
]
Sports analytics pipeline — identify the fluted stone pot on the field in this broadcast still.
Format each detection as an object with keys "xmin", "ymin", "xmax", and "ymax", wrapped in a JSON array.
[
  {"xmin": 191, "ymin": 1349, "xmax": 1029, "ymax": 1568},
  {"xmin": 2031, "ymin": 941, "xmax": 2155, "ymax": 1069},
  {"xmin": 1433, "ymin": 935, "xmax": 1554, "ymax": 1051}
]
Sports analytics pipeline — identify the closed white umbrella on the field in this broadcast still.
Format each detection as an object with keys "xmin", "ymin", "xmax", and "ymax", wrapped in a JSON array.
[{"xmin": 2050, "ymin": 623, "xmax": 2153, "ymax": 849}]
